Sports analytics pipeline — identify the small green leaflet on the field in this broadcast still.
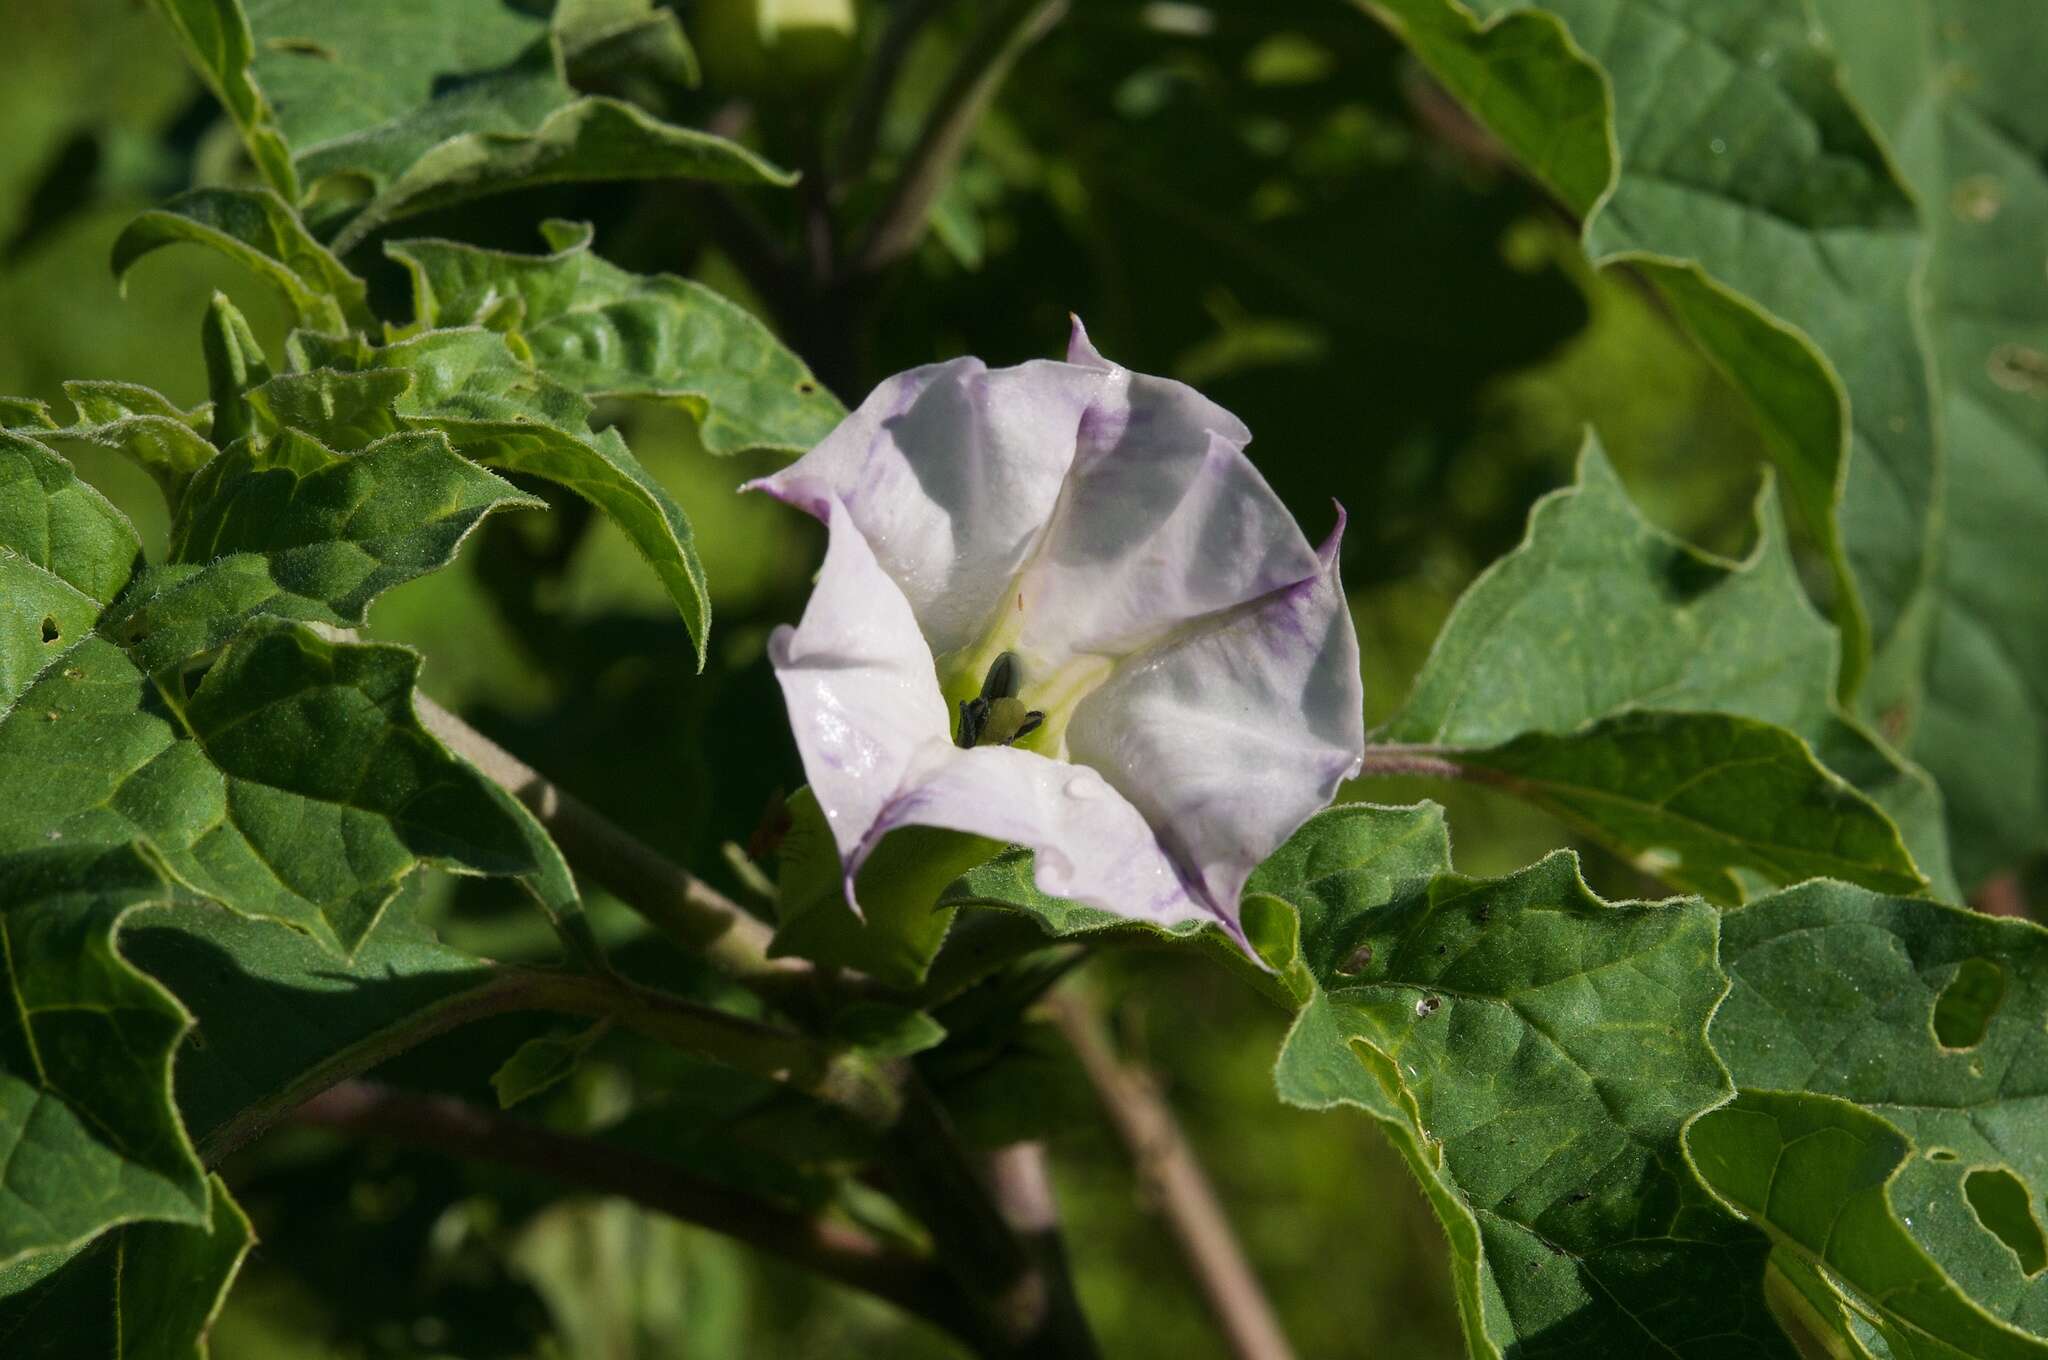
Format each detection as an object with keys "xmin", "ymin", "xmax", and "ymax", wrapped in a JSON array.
[{"xmin": 113, "ymin": 188, "xmax": 372, "ymax": 333}]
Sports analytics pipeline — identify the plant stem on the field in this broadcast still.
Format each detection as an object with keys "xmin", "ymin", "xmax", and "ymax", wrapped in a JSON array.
[
  {"xmin": 851, "ymin": 0, "xmax": 1068, "ymax": 274},
  {"xmin": 878, "ymin": 1064, "xmax": 1102, "ymax": 1358},
  {"xmin": 1050, "ymin": 987, "xmax": 1298, "ymax": 1360},
  {"xmin": 835, "ymin": 0, "xmax": 958, "ymax": 183},
  {"xmin": 290, "ymin": 1080, "xmax": 973, "ymax": 1337},
  {"xmin": 1354, "ymin": 743, "xmax": 1485, "ymax": 783},
  {"xmin": 415, "ymin": 694, "xmax": 790, "ymax": 977},
  {"xmin": 197, "ymin": 964, "xmax": 873, "ymax": 1166}
]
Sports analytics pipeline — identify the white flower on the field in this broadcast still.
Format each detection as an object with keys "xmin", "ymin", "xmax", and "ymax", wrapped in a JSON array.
[{"xmin": 748, "ymin": 320, "xmax": 1363, "ymax": 950}]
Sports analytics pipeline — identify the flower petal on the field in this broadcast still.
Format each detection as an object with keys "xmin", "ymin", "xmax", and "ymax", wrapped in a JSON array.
[
  {"xmin": 855, "ymin": 744, "xmax": 1217, "ymax": 931},
  {"xmin": 1064, "ymin": 512, "xmax": 1365, "ymax": 923},
  {"xmin": 1010, "ymin": 339, "xmax": 1322, "ymax": 665},
  {"xmin": 767, "ymin": 499, "xmax": 950, "ymax": 869},
  {"xmin": 747, "ymin": 356, "xmax": 1109, "ymax": 657}
]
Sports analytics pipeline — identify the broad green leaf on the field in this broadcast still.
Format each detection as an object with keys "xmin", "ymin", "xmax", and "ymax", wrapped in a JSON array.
[
  {"xmin": 112, "ymin": 188, "xmax": 370, "ymax": 333},
  {"xmin": 1266, "ymin": 820, "xmax": 1793, "ymax": 1359},
  {"xmin": 0, "ymin": 1174, "xmax": 252, "ymax": 1360},
  {"xmin": 0, "ymin": 619, "xmax": 538, "ymax": 953},
  {"xmin": 285, "ymin": 328, "xmax": 712, "ymax": 658},
  {"xmin": 0, "ymin": 846, "xmax": 208, "ymax": 1268},
  {"xmin": 107, "ymin": 427, "xmax": 538, "ymax": 671},
  {"xmin": 387, "ymin": 221, "xmax": 844, "ymax": 455},
  {"xmin": 1380, "ymin": 441, "xmax": 1938, "ymax": 899},
  {"xmin": 493, "ymin": 1019, "xmax": 611, "ymax": 1109},
  {"xmin": 144, "ymin": 0, "xmax": 298, "ymax": 200},
  {"xmin": 1689, "ymin": 1092, "xmax": 2048, "ymax": 1360},
  {"xmin": 1710, "ymin": 882, "xmax": 2048, "ymax": 1340},
  {"xmin": 1808, "ymin": 1, "xmax": 2048, "ymax": 886},
  {"xmin": 154, "ymin": 0, "xmax": 791, "ymax": 253},
  {"xmin": 1355, "ymin": 0, "xmax": 1930, "ymax": 714}
]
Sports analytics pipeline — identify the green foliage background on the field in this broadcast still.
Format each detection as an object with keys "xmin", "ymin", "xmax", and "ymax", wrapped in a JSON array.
[{"xmin": 2, "ymin": 0, "xmax": 2036, "ymax": 1355}]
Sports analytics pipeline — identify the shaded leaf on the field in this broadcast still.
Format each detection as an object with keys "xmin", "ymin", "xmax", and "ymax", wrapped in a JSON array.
[
  {"xmin": 0, "ymin": 846, "xmax": 208, "ymax": 1269},
  {"xmin": 388, "ymin": 220, "xmax": 843, "ymax": 455},
  {"xmin": 0, "ymin": 1174, "xmax": 252, "ymax": 1360},
  {"xmin": 493, "ymin": 1019, "xmax": 610, "ymax": 1109},
  {"xmin": 112, "ymin": 187, "xmax": 370, "ymax": 332}
]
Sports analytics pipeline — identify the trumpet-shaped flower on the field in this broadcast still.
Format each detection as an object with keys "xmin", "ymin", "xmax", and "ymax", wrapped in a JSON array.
[{"xmin": 747, "ymin": 321, "xmax": 1364, "ymax": 950}]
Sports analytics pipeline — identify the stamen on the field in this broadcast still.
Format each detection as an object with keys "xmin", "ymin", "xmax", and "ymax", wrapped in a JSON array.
[{"xmin": 1006, "ymin": 711, "xmax": 1045, "ymax": 745}]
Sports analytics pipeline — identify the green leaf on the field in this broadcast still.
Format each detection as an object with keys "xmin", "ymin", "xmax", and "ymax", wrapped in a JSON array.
[
  {"xmin": 1689, "ymin": 1092, "xmax": 2048, "ymax": 1360},
  {"xmin": 1355, "ymin": 0, "xmax": 1929, "ymax": 714},
  {"xmin": 1453, "ymin": 711, "xmax": 1923, "ymax": 901},
  {"xmin": 0, "ymin": 399, "xmax": 57, "ymax": 430},
  {"xmin": 112, "ymin": 188, "xmax": 370, "ymax": 333},
  {"xmin": 1380, "ymin": 440, "xmax": 1937, "ymax": 899},
  {"xmin": 143, "ymin": 0, "xmax": 298, "ymax": 200},
  {"xmin": 286, "ymin": 328, "xmax": 712, "ymax": 658},
  {"xmin": 1, "ymin": 620, "xmax": 539, "ymax": 954},
  {"xmin": 552, "ymin": 0, "xmax": 700, "ymax": 89},
  {"xmin": 387, "ymin": 221, "xmax": 844, "ymax": 455},
  {"xmin": 198, "ymin": 293, "xmax": 274, "ymax": 452},
  {"xmin": 0, "ymin": 1174, "xmax": 253, "ymax": 1360},
  {"xmin": 33, "ymin": 383, "xmax": 216, "ymax": 515},
  {"xmin": 121, "ymin": 889, "xmax": 495, "ymax": 1153},
  {"xmin": 107, "ymin": 427, "xmax": 538, "ymax": 670},
  {"xmin": 0, "ymin": 846, "xmax": 208, "ymax": 1269},
  {"xmin": 1807, "ymin": 1, "xmax": 2048, "ymax": 886},
  {"xmin": 492, "ymin": 1019, "xmax": 610, "ymax": 1109},
  {"xmin": 1710, "ymin": 882, "xmax": 2048, "ymax": 1341},
  {"xmin": 1266, "ymin": 821, "xmax": 1793, "ymax": 1358},
  {"xmin": 155, "ymin": 0, "xmax": 792, "ymax": 253},
  {"xmin": 770, "ymin": 786, "xmax": 994, "ymax": 990}
]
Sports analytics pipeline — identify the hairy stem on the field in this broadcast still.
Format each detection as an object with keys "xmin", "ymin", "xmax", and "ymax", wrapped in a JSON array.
[
  {"xmin": 1050, "ymin": 988, "xmax": 1297, "ymax": 1360},
  {"xmin": 851, "ymin": 0, "xmax": 1068, "ymax": 274},
  {"xmin": 1354, "ymin": 743, "xmax": 1487, "ymax": 783},
  {"xmin": 291, "ymin": 1080, "xmax": 972, "ymax": 1336}
]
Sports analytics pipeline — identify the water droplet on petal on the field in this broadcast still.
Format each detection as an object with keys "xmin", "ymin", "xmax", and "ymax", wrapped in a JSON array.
[{"xmin": 1064, "ymin": 774, "xmax": 1103, "ymax": 800}]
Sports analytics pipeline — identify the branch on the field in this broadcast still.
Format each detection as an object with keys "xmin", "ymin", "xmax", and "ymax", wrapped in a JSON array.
[
  {"xmin": 198, "ymin": 965, "xmax": 859, "ymax": 1166},
  {"xmin": 415, "ymin": 695, "xmax": 790, "ymax": 977},
  {"xmin": 851, "ymin": 0, "xmax": 1068, "ymax": 274},
  {"xmin": 1050, "ymin": 989, "xmax": 1297, "ymax": 1360},
  {"xmin": 835, "ymin": 0, "xmax": 959, "ymax": 184},
  {"xmin": 292, "ymin": 1080, "xmax": 971, "ymax": 1335}
]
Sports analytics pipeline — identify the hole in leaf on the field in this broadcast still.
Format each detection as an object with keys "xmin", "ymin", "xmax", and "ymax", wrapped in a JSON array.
[
  {"xmin": 40, "ymin": 616, "xmax": 59, "ymax": 644},
  {"xmin": 1964, "ymin": 1168, "xmax": 2048, "ymax": 1276},
  {"xmin": 797, "ymin": 380, "xmax": 819, "ymax": 395},
  {"xmin": 1934, "ymin": 958, "xmax": 2005, "ymax": 1049},
  {"xmin": 1928, "ymin": 1148, "xmax": 1960, "ymax": 1162},
  {"xmin": 1335, "ymin": 943, "xmax": 1372, "ymax": 976}
]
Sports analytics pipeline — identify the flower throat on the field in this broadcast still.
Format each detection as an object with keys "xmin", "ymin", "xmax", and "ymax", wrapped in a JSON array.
[{"xmin": 954, "ymin": 652, "xmax": 1045, "ymax": 749}]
